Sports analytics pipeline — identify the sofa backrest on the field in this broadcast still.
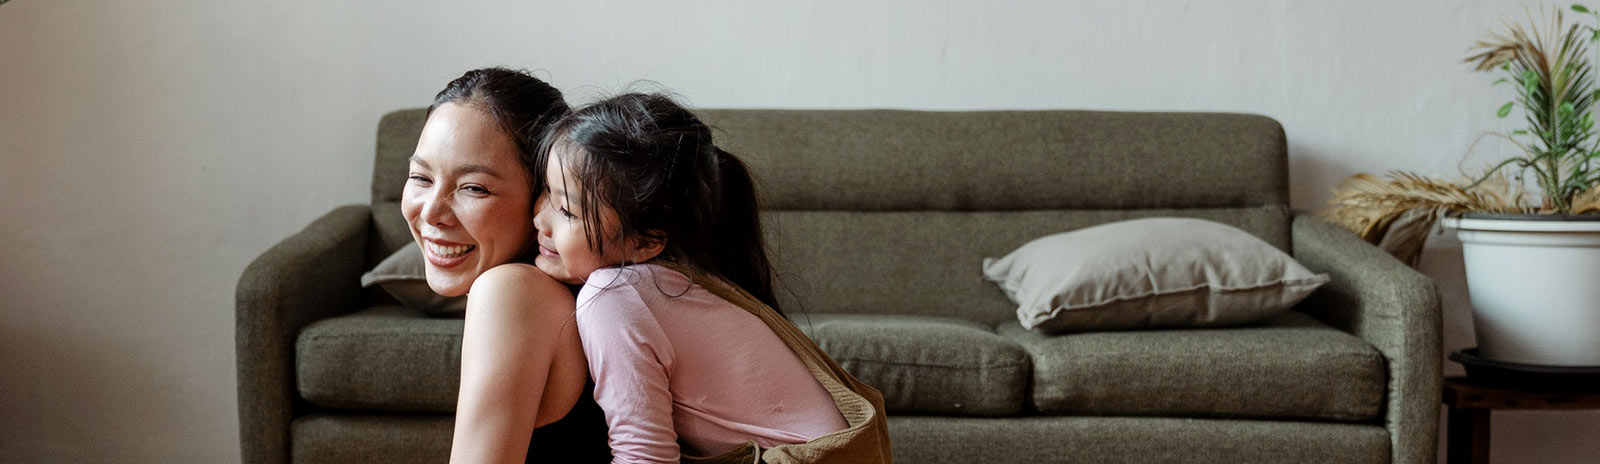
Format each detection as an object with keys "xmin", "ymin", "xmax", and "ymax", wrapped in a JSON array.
[
  {"xmin": 372, "ymin": 108, "xmax": 1291, "ymax": 325},
  {"xmin": 370, "ymin": 108, "xmax": 429, "ymax": 266}
]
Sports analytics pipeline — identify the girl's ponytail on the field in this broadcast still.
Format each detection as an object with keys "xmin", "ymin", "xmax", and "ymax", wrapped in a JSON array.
[{"xmin": 707, "ymin": 147, "xmax": 778, "ymax": 312}]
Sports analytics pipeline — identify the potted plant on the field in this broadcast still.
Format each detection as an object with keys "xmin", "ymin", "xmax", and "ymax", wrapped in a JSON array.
[{"xmin": 1326, "ymin": 4, "xmax": 1600, "ymax": 367}]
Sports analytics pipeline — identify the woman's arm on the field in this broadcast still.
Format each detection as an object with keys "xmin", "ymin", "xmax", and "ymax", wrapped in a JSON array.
[
  {"xmin": 450, "ymin": 263, "xmax": 590, "ymax": 464},
  {"xmin": 577, "ymin": 283, "xmax": 680, "ymax": 464}
]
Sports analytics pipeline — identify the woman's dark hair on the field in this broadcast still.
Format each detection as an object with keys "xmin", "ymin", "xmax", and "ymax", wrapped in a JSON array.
[
  {"xmin": 429, "ymin": 67, "xmax": 568, "ymax": 190},
  {"xmin": 536, "ymin": 93, "xmax": 778, "ymax": 312}
]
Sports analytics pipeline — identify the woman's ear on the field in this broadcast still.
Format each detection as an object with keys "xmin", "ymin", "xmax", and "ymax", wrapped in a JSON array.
[{"xmin": 628, "ymin": 231, "xmax": 667, "ymax": 262}]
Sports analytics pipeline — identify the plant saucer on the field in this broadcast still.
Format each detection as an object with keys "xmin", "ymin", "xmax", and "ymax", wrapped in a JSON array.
[{"xmin": 1450, "ymin": 348, "xmax": 1600, "ymax": 390}]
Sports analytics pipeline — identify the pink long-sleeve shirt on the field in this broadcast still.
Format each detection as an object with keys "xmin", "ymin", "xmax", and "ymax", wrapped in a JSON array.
[{"xmin": 575, "ymin": 264, "xmax": 848, "ymax": 463}]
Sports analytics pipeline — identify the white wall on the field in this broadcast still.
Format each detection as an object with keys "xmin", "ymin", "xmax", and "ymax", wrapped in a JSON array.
[{"xmin": 2, "ymin": 0, "xmax": 1595, "ymax": 462}]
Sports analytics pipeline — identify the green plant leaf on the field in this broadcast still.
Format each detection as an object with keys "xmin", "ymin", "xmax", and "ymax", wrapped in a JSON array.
[
  {"xmin": 1495, "ymin": 78, "xmax": 1510, "ymax": 85},
  {"xmin": 1514, "ymin": 129, "xmax": 1531, "ymax": 135},
  {"xmin": 1576, "ymin": 4, "xmax": 1591, "ymax": 13},
  {"xmin": 1466, "ymin": 157, "xmax": 1535, "ymax": 190},
  {"xmin": 1498, "ymin": 101, "xmax": 1516, "ymax": 118}
]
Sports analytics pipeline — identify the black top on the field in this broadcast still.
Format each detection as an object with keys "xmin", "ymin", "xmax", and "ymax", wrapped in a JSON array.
[{"xmin": 526, "ymin": 379, "xmax": 611, "ymax": 463}]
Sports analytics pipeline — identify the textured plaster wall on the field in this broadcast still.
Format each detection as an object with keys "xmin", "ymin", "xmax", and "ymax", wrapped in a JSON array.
[{"xmin": 1, "ymin": 0, "xmax": 1595, "ymax": 462}]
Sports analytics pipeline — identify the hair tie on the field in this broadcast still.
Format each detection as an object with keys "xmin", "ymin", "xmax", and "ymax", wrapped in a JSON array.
[{"xmin": 665, "ymin": 134, "xmax": 683, "ymax": 186}]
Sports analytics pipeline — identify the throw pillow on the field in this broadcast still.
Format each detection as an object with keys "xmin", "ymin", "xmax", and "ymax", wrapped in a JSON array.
[
  {"xmin": 361, "ymin": 245, "xmax": 468, "ymax": 316},
  {"xmin": 982, "ymin": 217, "xmax": 1329, "ymax": 334}
]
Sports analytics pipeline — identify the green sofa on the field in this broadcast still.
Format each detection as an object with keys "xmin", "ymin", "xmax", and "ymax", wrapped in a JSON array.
[{"xmin": 237, "ymin": 108, "xmax": 1441, "ymax": 463}]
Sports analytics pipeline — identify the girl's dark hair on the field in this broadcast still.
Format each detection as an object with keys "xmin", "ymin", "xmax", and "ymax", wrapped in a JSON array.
[
  {"xmin": 536, "ymin": 93, "xmax": 778, "ymax": 312},
  {"xmin": 429, "ymin": 67, "xmax": 568, "ymax": 188}
]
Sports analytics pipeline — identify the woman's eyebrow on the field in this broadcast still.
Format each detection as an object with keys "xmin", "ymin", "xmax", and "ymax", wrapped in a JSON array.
[
  {"xmin": 407, "ymin": 155, "xmax": 502, "ymax": 179},
  {"xmin": 453, "ymin": 164, "xmax": 502, "ymax": 179}
]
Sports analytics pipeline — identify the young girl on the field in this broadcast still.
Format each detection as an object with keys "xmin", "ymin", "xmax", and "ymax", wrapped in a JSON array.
[{"xmin": 528, "ymin": 93, "xmax": 892, "ymax": 463}]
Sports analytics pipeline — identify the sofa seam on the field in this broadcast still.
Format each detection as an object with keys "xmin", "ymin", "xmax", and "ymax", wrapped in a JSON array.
[{"xmin": 833, "ymin": 357, "xmax": 1030, "ymax": 371}]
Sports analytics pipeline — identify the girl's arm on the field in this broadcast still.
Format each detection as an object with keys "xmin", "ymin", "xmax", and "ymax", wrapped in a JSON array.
[{"xmin": 576, "ymin": 284, "xmax": 680, "ymax": 464}]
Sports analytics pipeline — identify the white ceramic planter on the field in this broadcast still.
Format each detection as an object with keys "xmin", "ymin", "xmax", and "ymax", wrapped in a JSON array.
[{"xmin": 1443, "ymin": 215, "xmax": 1600, "ymax": 366}]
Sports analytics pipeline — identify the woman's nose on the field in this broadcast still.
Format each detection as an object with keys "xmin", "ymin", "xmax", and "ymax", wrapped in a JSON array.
[{"xmin": 420, "ymin": 190, "xmax": 456, "ymax": 227}]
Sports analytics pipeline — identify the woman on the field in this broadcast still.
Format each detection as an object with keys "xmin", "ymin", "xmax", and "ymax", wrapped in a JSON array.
[{"xmin": 402, "ymin": 67, "xmax": 609, "ymax": 463}]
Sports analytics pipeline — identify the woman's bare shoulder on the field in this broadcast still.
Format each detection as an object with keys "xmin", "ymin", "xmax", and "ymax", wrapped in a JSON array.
[{"xmin": 468, "ymin": 263, "xmax": 572, "ymax": 304}]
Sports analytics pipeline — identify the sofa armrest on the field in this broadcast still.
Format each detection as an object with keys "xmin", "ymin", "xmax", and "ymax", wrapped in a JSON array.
[
  {"xmin": 235, "ymin": 205, "xmax": 372, "ymax": 464},
  {"xmin": 1291, "ymin": 212, "xmax": 1441, "ymax": 464}
]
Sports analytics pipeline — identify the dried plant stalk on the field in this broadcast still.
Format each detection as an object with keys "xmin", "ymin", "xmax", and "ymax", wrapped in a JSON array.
[
  {"xmin": 1574, "ymin": 183, "xmax": 1600, "ymax": 214},
  {"xmin": 1322, "ymin": 171, "xmax": 1530, "ymax": 266},
  {"xmin": 1463, "ymin": 5, "xmax": 1600, "ymax": 214},
  {"xmin": 1325, "ymin": 5, "xmax": 1600, "ymax": 268},
  {"xmin": 1372, "ymin": 208, "xmax": 1437, "ymax": 267}
]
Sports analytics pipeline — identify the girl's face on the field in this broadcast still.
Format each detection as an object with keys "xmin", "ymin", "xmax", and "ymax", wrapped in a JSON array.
[
  {"xmin": 531, "ymin": 147, "xmax": 659, "ymax": 284},
  {"xmin": 401, "ymin": 102, "xmax": 536, "ymax": 296}
]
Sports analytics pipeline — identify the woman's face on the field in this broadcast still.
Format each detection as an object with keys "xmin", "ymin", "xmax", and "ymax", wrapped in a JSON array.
[{"xmin": 402, "ymin": 102, "xmax": 536, "ymax": 297}]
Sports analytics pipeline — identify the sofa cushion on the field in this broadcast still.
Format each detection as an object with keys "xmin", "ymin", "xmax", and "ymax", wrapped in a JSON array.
[
  {"xmin": 298, "ymin": 307, "xmax": 1036, "ymax": 417},
  {"xmin": 699, "ymin": 109, "xmax": 1288, "ymax": 211},
  {"xmin": 382, "ymin": 108, "xmax": 1290, "ymax": 212},
  {"xmin": 292, "ymin": 414, "xmax": 453, "ymax": 464},
  {"xmin": 297, "ymin": 305, "xmax": 462, "ymax": 412},
  {"xmin": 764, "ymin": 206, "xmax": 1291, "ymax": 326},
  {"xmin": 982, "ymin": 217, "xmax": 1328, "ymax": 334},
  {"xmin": 887, "ymin": 416, "xmax": 1390, "ymax": 464},
  {"xmin": 794, "ymin": 314, "xmax": 1030, "ymax": 416},
  {"xmin": 360, "ymin": 245, "xmax": 468, "ymax": 317},
  {"xmin": 999, "ymin": 311, "xmax": 1385, "ymax": 421}
]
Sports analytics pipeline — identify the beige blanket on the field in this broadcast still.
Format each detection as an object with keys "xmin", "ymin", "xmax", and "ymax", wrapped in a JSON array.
[{"xmin": 676, "ymin": 270, "xmax": 894, "ymax": 464}]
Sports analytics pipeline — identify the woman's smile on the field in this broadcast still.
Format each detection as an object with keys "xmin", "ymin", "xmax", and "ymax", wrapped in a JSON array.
[{"xmin": 423, "ymin": 238, "xmax": 478, "ymax": 267}]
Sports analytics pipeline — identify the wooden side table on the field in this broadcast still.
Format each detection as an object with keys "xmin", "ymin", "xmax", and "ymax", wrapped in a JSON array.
[{"xmin": 1442, "ymin": 376, "xmax": 1600, "ymax": 464}]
